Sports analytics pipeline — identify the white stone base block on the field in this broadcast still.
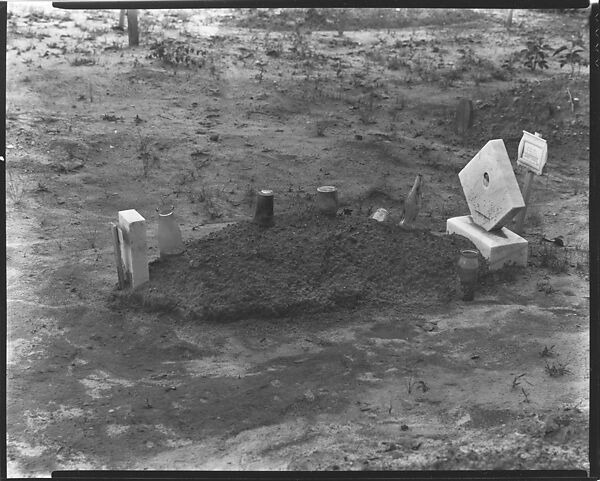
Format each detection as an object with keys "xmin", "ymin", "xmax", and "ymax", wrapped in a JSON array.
[{"xmin": 447, "ymin": 215, "xmax": 528, "ymax": 271}]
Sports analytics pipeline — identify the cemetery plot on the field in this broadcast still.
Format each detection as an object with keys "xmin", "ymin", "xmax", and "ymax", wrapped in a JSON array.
[{"xmin": 5, "ymin": 6, "xmax": 590, "ymax": 475}]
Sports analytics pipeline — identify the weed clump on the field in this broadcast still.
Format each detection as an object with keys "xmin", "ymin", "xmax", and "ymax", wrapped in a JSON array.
[{"xmin": 545, "ymin": 360, "xmax": 572, "ymax": 377}]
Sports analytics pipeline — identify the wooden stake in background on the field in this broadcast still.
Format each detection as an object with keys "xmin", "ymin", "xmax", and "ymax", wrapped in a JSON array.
[
  {"xmin": 514, "ymin": 132, "xmax": 547, "ymax": 235},
  {"xmin": 127, "ymin": 9, "xmax": 139, "ymax": 47}
]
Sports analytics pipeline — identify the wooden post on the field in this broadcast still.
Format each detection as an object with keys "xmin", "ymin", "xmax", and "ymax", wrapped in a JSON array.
[
  {"xmin": 455, "ymin": 98, "xmax": 473, "ymax": 145},
  {"xmin": 118, "ymin": 9, "xmax": 126, "ymax": 30},
  {"xmin": 513, "ymin": 171, "xmax": 535, "ymax": 235},
  {"xmin": 505, "ymin": 9, "xmax": 514, "ymax": 29},
  {"xmin": 111, "ymin": 222, "xmax": 126, "ymax": 289},
  {"xmin": 127, "ymin": 9, "xmax": 139, "ymax": 47}
]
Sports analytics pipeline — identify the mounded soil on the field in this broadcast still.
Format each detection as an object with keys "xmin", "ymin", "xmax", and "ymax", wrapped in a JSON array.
[{"xmin": 122, "ymin": 211, "xmax": 479, "ymax": 322}]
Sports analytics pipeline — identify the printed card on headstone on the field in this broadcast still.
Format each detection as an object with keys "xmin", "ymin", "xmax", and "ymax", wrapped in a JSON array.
[{"xmin": 517, "ymin": 131, "xmax": 547, "ymax": 175}]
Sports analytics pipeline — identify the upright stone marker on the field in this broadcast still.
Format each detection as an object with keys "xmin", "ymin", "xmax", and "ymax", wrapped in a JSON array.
[
  {"xmin": 118, "ymin": 209, "xmax": 149, "ymax": 288},
  {"xmin": 455, "ymin": 98, "xmax": 474, "ymax": 139}
]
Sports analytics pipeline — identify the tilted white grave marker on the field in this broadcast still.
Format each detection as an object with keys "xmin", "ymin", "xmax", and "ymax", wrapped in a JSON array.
[{"xmin": 447, "ymin": 139, "xmax": 528, "ymax": 271}]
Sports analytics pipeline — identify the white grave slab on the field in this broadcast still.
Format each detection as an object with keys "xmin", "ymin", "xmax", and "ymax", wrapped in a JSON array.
[
  {"xmin": 118, "ymin": 209, "xmax": 149, "ymax": 288},
  {"xmin": 458, "ymin": 139, "xmax": 525, "ymax": 231},
  {"xmin": 447, "ymin": 215, "xmax": 528, "ymax": 271}
]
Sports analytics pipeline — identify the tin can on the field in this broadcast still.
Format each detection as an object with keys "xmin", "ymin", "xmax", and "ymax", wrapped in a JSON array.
[
  {"xmin": 370, "ymin": 208, "xmax": 389, "ymax": 222},
  {"xmin": 316, "ymin": 186, "xmax": 338, "ymax": 216}
]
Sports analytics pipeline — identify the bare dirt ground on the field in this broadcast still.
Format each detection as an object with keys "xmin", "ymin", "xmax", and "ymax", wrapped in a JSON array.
[{"xmin": 5, "ymin": 5, "xmax": 590, "ymax": 476}]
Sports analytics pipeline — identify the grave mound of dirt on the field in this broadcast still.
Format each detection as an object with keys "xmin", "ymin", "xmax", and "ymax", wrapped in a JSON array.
[{"xmin": 122, "ymin": 211, "xmax": 479, "ymax": 322}]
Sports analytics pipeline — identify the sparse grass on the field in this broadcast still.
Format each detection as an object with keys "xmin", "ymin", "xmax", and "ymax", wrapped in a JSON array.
[
  {"xmin": 136, "ymin": 132, "xmax": 160, "ymax": 177},
  {"xmin": 70, "ymin": 56, "xmax": 96, "ymax": 67},
  {"xmin": 536, "ymin": 279, "xmax": 555, "ymax": 294},
  {"xmin": 188, "ymin": 184, "xmax": 225, "ymax": 219},
  {"xmin": 243, "ymin": 184, "xmax": 255, "ymax": 207},
  {"xmin": 356, "ymin": 91, "xmax": 377, "ymax": 124},
  {"xmin": 526, "ymin": 208, "xmax": 544, "ymax": 227},
  {"xmin": 386, "ymin": 54, "xmax": 404, "ymax": 71},
  {"xmin": 540, "ymin": 344, "xmax": 556, "ymax": 358},
  {"xmin": 545, "ymin": 360, "xmax": 572, "ymax": 377},
  {"xmin": 188, "ymin": 184, "xmax": 207, "ymax": 204},
  {"xmin": 538, "ymin": 243, "xmax": 569, "ymax": 273},
  {"xmin": 6, "ymin": 169, "xmax": 26, "ymax": 206},
  {"xmin": 35, "ymin": 181, "xmax": 50, "ymax": 193},
  {"xmin": 77, "ymin": 226, "xmax": 99, "ymax": 250},
  {"xmin": 410, "ymin": 55, "xmax": 440, "ymax": 83},
  {"xmin": 511, "ymin": 373, "xmax": 528, "ymax": 390},
  {"xmin": 407, "ymin": 377, "xmax": 429, "ymax": 394},
  {"xmin": 315, "ymin": 119, "xmax": 327, "ymax": 137}
]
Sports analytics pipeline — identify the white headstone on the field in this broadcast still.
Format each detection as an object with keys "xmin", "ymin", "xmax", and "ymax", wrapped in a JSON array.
[{"xmin": 118, "ymin": 209, "xmax": 149, "ymax": 288}]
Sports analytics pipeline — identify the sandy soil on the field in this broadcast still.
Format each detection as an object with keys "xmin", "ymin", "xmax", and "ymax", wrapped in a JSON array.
[{"xmin": 5, "ymin": 4, "xmax": 590, "ymax": 476}]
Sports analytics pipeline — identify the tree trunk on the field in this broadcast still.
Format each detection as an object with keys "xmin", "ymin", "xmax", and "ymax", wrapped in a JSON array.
[
  {"xmin": 505, "ymin": 9, "xmax": 514, "ymax": 29},
  {"xmin": 253, "ymin": 190, "xmax": 274, "ymax": 226},
  {"xmin": 127, "ymin": 9, "xmax": 139, "ymax": 47},
  {"xmin": 118, "ymin": 9, "xmax": 125, "ymax": 30}
]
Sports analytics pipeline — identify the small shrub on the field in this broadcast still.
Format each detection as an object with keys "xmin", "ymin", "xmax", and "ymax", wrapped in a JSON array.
[
  {"xmin": 553, "ymin": 32, "xmax": 587, "ymax": 76},
  {"xmin": 136, "ymin": 133, "xmax": 160, "ymax": 177},
  {"xmin": 148, "ymin": 39, "xmax": 205, "ymax": 69},
  {"xmin": 545, "ymin": 360, "xmax": 572, "ymax": 377},
  {"xmin": 520, "ymin": 37, "xmax": 552, "ymax": 71},
  {"xmin": 539, "ymin": 243, "xmax": 569, "ymax": 273}
]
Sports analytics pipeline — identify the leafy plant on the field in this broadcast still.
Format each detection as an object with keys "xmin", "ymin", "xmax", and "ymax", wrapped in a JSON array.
[
  {"xmin": 553, "ymin": 33, "xmax": 586, "ymax": 76},
  {"xmin": 520, "ymin": 38, "xmax": 552, "ymax": 71}
]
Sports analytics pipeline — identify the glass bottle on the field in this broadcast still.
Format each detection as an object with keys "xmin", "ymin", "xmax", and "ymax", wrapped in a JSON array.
[{"xmin": 157, "ymin": 206, "xmax": 184, "ymax": 257}]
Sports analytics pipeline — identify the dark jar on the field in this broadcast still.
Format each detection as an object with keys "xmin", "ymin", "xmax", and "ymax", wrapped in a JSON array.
[{"xmin": 457, "ymin": 249, "xmax": 480, "ymax": 301}]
